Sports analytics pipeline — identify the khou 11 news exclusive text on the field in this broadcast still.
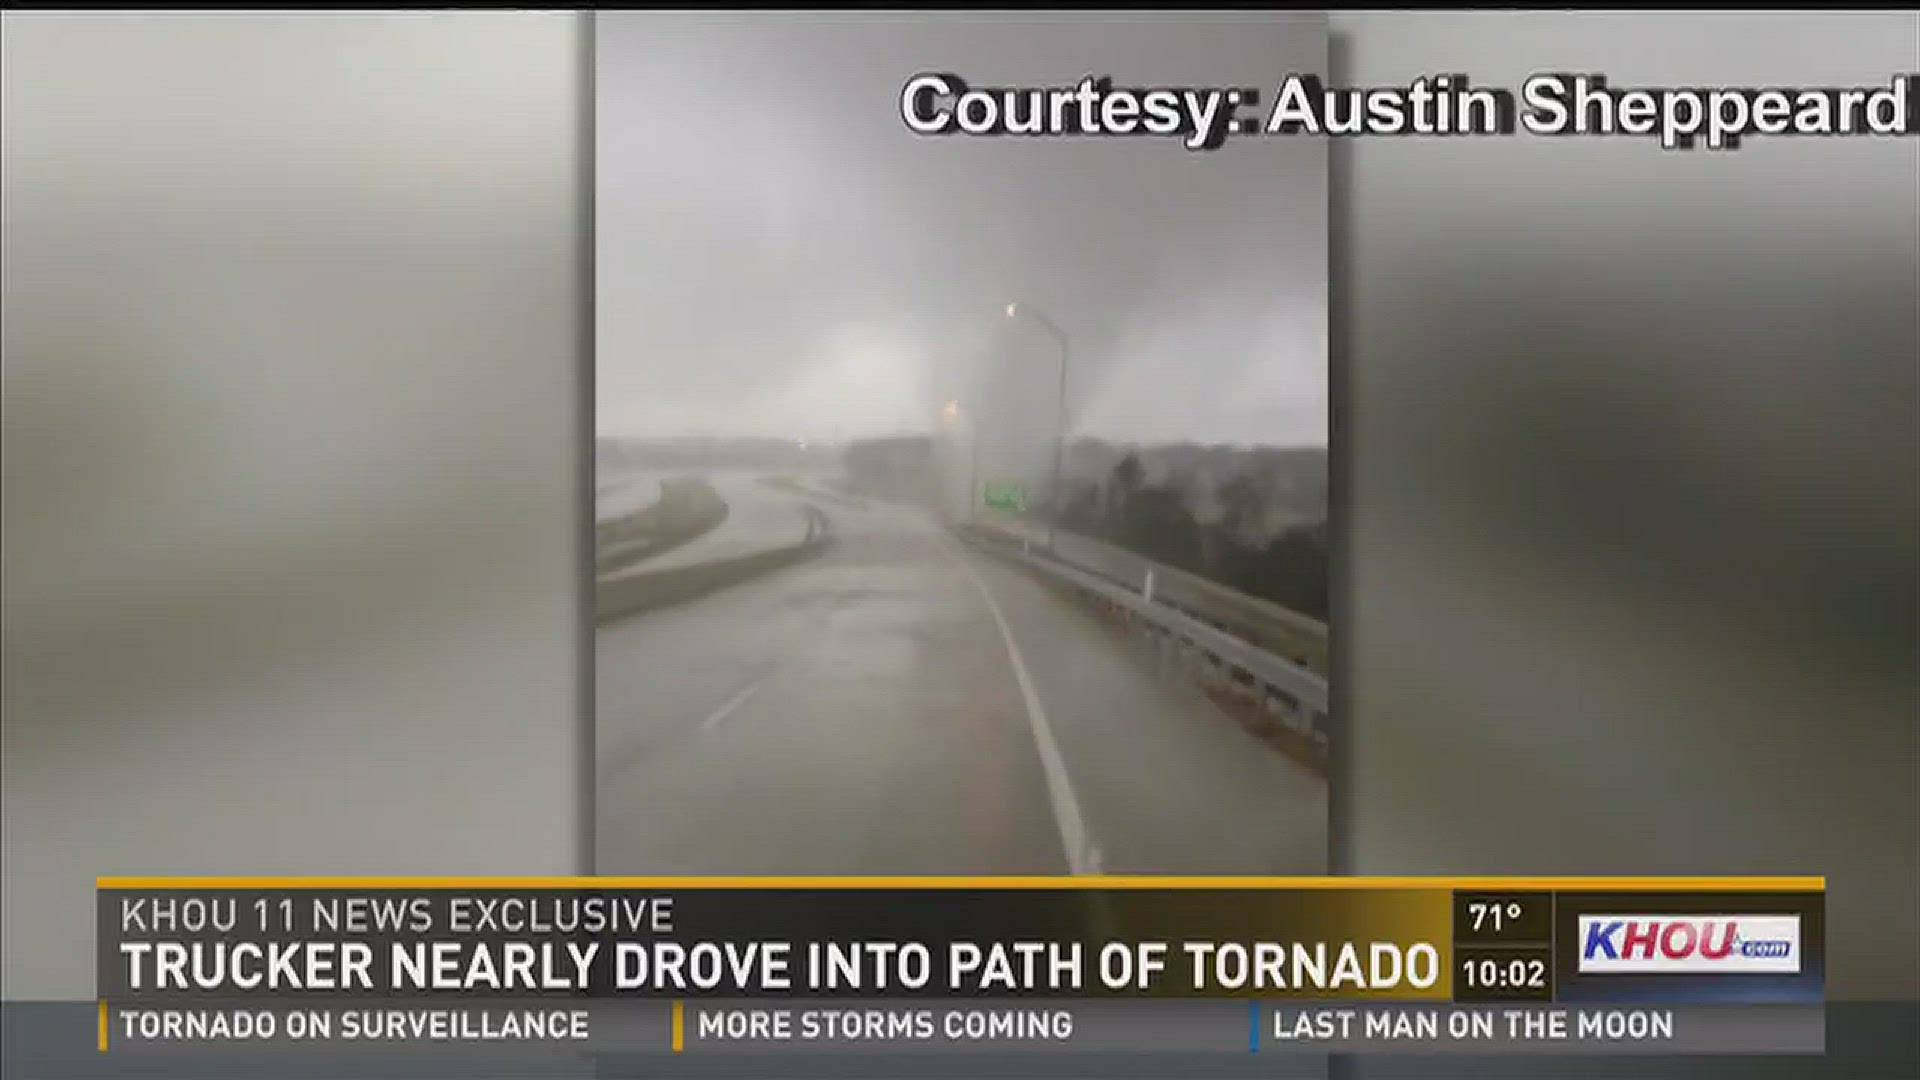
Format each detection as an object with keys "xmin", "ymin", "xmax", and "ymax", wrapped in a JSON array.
[{"xmin": 94, "ymin": 877, "xmax": 1825, "ymax": 1057}]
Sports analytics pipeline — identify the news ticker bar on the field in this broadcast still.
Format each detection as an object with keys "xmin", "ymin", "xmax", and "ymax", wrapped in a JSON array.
[
  {"xmin": 97, "ymin": 876, "xmax": 1822, "ymax": 1010},
  {"xmin": 95, "ymin": 1000, "xmax": 1825, "ymax": 1055}
]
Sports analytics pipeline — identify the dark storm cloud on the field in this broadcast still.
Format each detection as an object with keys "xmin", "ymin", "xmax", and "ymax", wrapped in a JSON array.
[{"xmin": 597, "ymin": 11, "xmax": 1327, "ymax": 447}]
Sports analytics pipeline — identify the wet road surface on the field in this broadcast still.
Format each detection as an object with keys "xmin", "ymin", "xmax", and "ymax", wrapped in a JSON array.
[
  {"xmin": 595, "ymin": 494, "xmax": 1327, "ymax": 875},
  {"xmin": 597, "ymin": 472, "xmax": 667, "ymax": 524},
  {"xmin": 598, "ymin": 472, "xmax": 814, "ymax": 572}
]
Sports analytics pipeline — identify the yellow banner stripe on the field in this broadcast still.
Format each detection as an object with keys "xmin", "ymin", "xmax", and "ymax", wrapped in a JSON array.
[{"xmin": 95, "ymin": 875, "xmax": 1824, "ymax": 891}]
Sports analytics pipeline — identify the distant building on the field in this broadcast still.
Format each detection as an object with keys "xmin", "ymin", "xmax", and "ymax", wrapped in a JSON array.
[{"xmin": 843, "ymin": 435, "xmax": 936, "ymax": 501}]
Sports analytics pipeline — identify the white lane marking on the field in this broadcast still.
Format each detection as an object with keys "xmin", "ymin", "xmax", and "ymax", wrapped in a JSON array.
[
  {"xmin": 699, "ymin": 679, "xmax": 765, "ymax": 733},
  {"xmin": 937, "ymin": 533, "xmax": 1098, "ymax": 875}
]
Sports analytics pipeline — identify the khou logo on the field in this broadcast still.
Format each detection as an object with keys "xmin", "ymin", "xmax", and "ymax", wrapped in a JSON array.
[{"xmin": 1577, "ymin": 915, "xmax": 1802, "ymax": 974}]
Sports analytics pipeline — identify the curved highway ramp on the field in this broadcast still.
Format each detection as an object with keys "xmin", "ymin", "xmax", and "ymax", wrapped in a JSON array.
[{"xmin": 595, "ymin": 494, "xmax": 1327, "ymax": 876}]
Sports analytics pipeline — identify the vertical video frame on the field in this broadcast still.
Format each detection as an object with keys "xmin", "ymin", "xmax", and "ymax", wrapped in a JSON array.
[{"xmin": 594, "ymin": 12, "xmax": 1329, "ymax": 875}]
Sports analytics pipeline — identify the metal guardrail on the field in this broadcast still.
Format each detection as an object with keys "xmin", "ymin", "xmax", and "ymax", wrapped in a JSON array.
[
  {"xmin": 972, "ymin": 512, "xmax": 1328, "ymax": 674},
  {"xmin": 959, "ymin": 528, "xmax": 1330, "ymax": 763}
]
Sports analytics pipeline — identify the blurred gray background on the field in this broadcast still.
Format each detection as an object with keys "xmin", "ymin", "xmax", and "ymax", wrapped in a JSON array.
[
  {"xmin": 3, "ymin": 13, "xmax": 585, "ymax": 999},
  {"xmin": 1333, "ymin": 11, "xmax": 1917, "ymax": 1002},
  {"xmin": 3, "ymin": 8, "xmax": 1914, "ymax": 1045}
]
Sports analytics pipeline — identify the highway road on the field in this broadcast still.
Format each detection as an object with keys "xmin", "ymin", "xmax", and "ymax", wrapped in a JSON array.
[
  {"xmin": 597, "ymin": 471, "xmax": 668, "ymax": 523},
  {"xmin": 598, "ymin": 471, "xmax": 814, "ymax": 573},
  {"xmin": 644, "ymin": 475, "xmax": 812, "ymax": 571},
  {"xmin": 595, "ymin": 482, "xmax": 1327, "ymax": 875}
]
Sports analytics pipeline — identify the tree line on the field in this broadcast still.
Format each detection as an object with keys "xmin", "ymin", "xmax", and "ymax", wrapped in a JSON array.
[
  {"xmin": 837, "ymin": 436, "xmax": 1328, "ymax": 622},
  {"xmin": 1057, "ymin": 451, "xmax": 1328, "ymax": 622}
]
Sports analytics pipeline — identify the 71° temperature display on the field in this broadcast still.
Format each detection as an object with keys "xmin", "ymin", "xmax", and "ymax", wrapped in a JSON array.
[
  {"xmin": 1471, "ymin": 901, "xmax": 1524, "ymax": 933},
  {"xmin": 1453, "ymin": 892, "xmax": 1552, "ymax": 944}
]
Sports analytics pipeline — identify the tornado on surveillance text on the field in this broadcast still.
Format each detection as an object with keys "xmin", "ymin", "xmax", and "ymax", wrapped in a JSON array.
[{"xmin": 899, "ymin": 72, "xmax": 1920, "ymax": 151}]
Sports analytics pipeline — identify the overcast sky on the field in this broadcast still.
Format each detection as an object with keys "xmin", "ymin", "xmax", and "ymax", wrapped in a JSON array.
[{"xmin": 596, "ymin": 12, "xmax": 1327, "ymax": 448}]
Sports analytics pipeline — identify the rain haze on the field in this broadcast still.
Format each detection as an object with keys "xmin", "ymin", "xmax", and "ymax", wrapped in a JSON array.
[
  {"xmin": 596, "ymin": 11, "xmax": 1327, "ymax": 451},
  {"xmin": 594, "ymin": 12, "xmax": 1330, "ymax": 880}
]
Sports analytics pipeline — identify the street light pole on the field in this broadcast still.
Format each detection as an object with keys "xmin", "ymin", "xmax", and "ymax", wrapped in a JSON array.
[
  {"xmin": 940, "ymin": 398, "xmax": 967, "ymax": 523},
  {"xmin": 1006, "ymin": 302, "xmax": 1070, "ymax": 550},
  {"xmin": 967, "ymin": 411, "xmax": 982, "ymax": 525}
]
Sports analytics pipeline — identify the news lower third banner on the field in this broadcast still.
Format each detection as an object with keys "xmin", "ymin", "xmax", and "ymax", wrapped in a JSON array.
[{"xmin": 94, "ymin": 876, "xmax": 1825, "ymax": 1056}]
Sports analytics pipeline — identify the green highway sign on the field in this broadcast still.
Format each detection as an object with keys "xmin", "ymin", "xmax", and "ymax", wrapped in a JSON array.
[{"xmin": 982, "ymin": 481, "xmax": 1028, "ymax": 512}]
